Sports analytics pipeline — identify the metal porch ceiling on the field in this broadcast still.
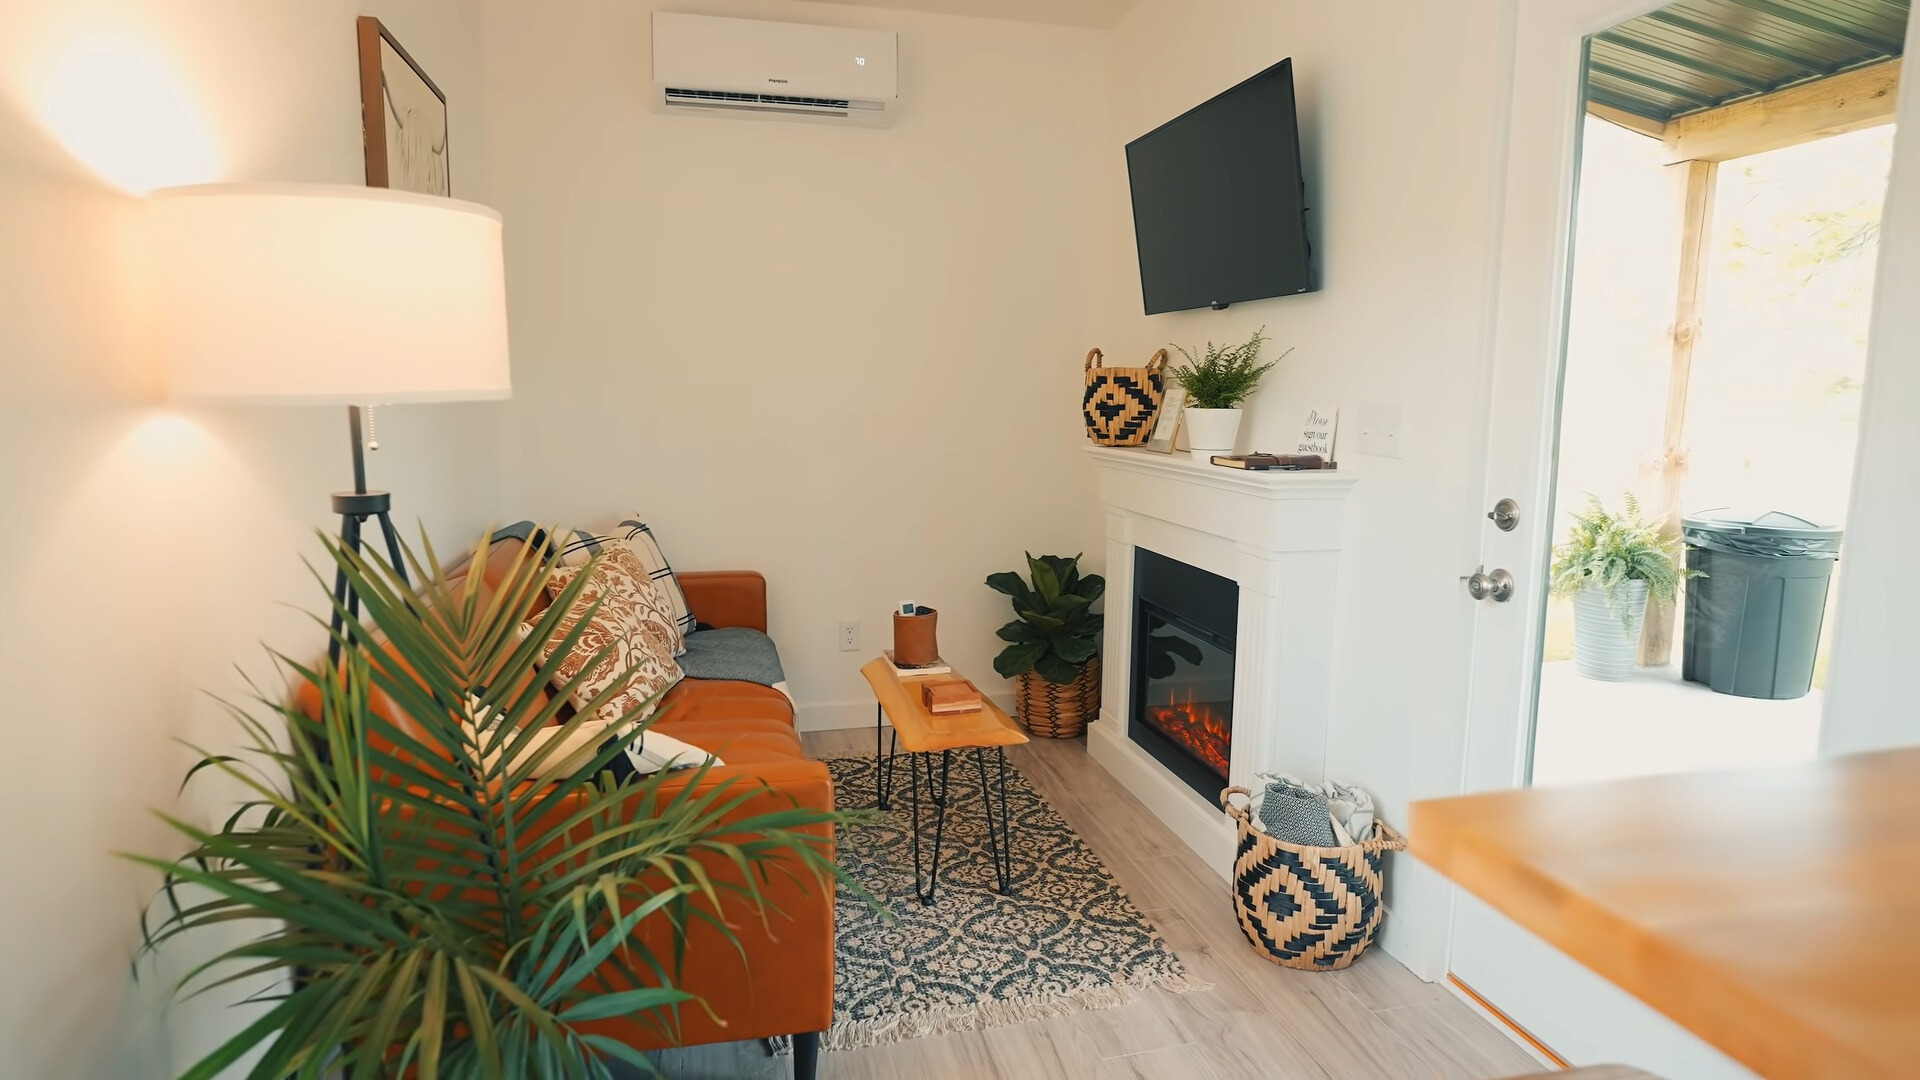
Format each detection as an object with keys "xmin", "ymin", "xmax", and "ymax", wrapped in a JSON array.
[{"xmin": 1588, "ymin": 0, "xmax": 1907, "ymax": 123}]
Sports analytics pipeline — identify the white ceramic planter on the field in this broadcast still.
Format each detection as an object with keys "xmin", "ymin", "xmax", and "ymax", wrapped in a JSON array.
[
  {"xmin": 1183, "ymin": 407, "xmax": 1243, "ymax": 463},
  {"xmin": 1571, "ymin": 580, "xmax": 1649, "ymax": 681}
]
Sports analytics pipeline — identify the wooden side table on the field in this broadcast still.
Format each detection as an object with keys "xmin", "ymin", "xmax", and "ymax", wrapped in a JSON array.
[{"xmin": 859, "ymin": 657, "xmax": 1028, "ymax": 905}]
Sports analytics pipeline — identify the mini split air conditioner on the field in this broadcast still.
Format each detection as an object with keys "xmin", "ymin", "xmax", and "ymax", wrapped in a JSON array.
[{"xmin": 652, "ymin": 12, "xmax": 898, "ymax": 122}]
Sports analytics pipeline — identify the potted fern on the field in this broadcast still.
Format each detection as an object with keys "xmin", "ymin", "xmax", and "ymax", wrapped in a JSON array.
[
  {"xmin": 1170, "ymin": 327, "xmax": 1287, "ymax": 463},
  {"xmin": 987, "ymin": 553, "xmax": 1103, "ymax": 738},
  {"xmin": 128, "ymin": 530, "xmax": 852, "ymax": 1079},
  {"xmin": 1550, "ymin": 494, "xmax": 1694, "ymax": 681}
]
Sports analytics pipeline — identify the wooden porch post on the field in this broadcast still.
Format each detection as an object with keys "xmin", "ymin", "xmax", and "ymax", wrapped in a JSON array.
[{"xmin": 1640, "ymin": 158, "xmax": 1717, "ymax": 667}]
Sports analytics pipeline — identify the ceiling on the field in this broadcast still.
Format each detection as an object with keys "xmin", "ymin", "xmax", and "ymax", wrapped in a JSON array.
[
  {"xmin": 1589, "ymin": 0, "xmax": 1908, "ymax": 123},
  {"xmin": 799, "ymin": 0, "xmax": 1138, "ymax": 29}
]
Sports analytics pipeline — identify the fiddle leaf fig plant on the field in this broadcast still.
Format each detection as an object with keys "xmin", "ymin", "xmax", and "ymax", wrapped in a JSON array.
[{"xmin": 986, "ymin": 553, "xmax": 1104, "ymax": 685}]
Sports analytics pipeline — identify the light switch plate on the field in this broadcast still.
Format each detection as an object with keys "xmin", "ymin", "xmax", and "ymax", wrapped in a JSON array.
[{"xmin": 1353, "ymin": 403, "xmax": 1403, "ymax": 459}]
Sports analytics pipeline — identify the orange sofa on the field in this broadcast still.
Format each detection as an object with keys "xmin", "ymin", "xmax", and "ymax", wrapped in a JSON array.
[{"xmin": 303, "ymin": 535, "xmax": 836, "ymax": 1076}]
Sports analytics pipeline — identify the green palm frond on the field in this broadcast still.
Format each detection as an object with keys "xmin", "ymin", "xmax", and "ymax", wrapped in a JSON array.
[{"xmin": 127, "ymin": 528, "xmax": 863, "ymax": 1080}]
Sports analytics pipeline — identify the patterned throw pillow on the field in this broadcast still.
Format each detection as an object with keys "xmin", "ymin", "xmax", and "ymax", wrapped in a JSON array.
[
  {"xmin": 526, "ymin": 545, "xmax": 684, "ymax": 728},
  {"xmin": 550, "ymin": 516, "xmax": 694, "ymax": 654}
]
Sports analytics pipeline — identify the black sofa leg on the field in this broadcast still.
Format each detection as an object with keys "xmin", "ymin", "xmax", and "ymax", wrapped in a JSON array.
[{"xmin": 792, "ymin": 1030, "xmax": 820, "ymax": 1080}]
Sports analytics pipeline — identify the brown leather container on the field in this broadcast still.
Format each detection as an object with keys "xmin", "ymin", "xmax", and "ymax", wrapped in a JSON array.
[{"xmin": 892, "ymin": 608, "xmax": 939, "ymax": 665}]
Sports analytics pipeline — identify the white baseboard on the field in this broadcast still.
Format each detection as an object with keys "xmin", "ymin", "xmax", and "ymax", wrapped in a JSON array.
[
  {"xmin": 794, "ymin": 700, "xmax": 874, "ymax": 733},
  {"xmin": 795, "ymin": 692, "xmax": 1015, "ymax": 734}
]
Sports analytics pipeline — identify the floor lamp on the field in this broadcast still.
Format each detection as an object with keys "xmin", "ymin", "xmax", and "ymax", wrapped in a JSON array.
[{"xmin": 148, "ymin": 183, "xmax": 511, "ymax": 659}]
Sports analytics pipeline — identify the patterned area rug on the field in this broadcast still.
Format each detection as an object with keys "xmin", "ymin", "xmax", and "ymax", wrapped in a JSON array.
[{"xmin": 820, "ymin": 752, "xmax": 1205, "ymax": 1052}]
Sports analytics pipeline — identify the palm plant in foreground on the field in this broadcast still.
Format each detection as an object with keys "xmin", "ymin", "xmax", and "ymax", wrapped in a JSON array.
[{"xmin": 128, "ymin": 530, "xmax": 854, "ymax": 1079}]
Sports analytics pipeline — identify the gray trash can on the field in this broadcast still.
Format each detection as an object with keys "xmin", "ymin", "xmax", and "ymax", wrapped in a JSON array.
[{"xmin": 1681, "ymin": 509, "xmax": 1841, "ymax": 700}]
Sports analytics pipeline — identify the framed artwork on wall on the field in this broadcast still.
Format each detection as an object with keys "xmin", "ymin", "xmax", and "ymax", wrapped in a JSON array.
[
  {"xmin": 356, "ymin": 16, "xmax": 449, "ymax": 196},
  {"xmin": 1146, "ymin": 386, "xmax": 1187, "ymax": 454}
]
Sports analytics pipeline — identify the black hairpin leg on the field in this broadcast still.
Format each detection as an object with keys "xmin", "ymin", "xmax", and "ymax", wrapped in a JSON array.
[
  {"xmin": 974, "ymin": 746, "xmax": 1014, "ymax": 895},
  {"xmin": 874, "ymin": 704, "xmax": 900, "ymax": 810},
  {"xmin": 908, "ymin": 749, "xmax": 953, "ymax": 905}
]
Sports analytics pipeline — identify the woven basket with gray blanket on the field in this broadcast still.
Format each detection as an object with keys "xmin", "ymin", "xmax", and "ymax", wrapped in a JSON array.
[{"xmin": 1219, "ymin": 784, "xmax": 1405, "ymax": 971}]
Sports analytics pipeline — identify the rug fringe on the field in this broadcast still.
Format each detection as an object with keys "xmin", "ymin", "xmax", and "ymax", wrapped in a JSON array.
[{"xmin": 821, "ymin": 971, "xmax": 1211, "ymax": 1052}]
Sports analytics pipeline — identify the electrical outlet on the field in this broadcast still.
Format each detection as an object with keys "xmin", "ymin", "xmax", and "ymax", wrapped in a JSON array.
[{"xmin": 837, "ymin": 619, "xmax": 860, "ymax": 652}]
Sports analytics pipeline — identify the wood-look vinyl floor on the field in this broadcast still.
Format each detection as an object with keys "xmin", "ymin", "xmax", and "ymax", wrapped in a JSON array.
[{"xmin": 645, "ymin": 729, "xmax": 1547, "ymax": 1080}]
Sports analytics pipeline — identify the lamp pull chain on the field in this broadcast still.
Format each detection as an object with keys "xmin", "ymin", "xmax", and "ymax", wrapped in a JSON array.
[{"xmin": 364, "ymin": 405, "xmax": 380, "ymax": 451}]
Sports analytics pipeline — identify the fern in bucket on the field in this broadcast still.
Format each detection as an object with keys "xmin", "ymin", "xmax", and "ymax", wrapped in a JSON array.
[
  {"xmin": 1549, "ymin": 493, "xmax": 1692, "ymax": 609},
  {"xmin": 1550, "ymin": 494, "xmax": 1697, "ymax": 680}
]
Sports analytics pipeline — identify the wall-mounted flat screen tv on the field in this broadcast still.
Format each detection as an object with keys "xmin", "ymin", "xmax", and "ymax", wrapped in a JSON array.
[{"xmin": 1124, "ymin": 59, "xmax": 1314, "ymax": 315}]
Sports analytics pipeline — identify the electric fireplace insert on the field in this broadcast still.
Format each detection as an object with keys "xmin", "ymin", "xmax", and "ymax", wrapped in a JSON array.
[{"xmin": 1128, "ymin": 548, "xmax": 1236, "ymax": 802}]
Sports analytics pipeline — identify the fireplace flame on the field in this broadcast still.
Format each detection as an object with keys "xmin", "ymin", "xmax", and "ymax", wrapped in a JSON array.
[{"xmin": 1144, "ymin": 687, "xmax": 1230, "ymax": 780}]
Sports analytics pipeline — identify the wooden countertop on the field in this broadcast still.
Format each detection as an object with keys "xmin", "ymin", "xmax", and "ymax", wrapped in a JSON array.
[{"xmin": 1408, "ymin": 747, "xmax": 1920, "ymax": 1079}]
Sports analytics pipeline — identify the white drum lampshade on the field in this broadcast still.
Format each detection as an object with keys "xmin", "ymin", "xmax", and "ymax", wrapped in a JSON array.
[{"xmin": 149, "ymin": 183, "xmax": 510, "ymax": 404}]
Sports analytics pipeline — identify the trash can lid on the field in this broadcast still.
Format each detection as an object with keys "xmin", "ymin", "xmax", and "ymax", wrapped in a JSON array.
[
  {"xmin": 1682, "ymin": 508, "xmax": 1842, "ymax": 557},
  {"xmin": 1683, "ymin": 508, "xmax": 1841, "ymax": 537}
]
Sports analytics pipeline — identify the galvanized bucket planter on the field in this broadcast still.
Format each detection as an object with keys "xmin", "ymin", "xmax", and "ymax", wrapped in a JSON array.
[{"xmin": 1571, "ymin": 579, "xmax": 1649, "ymax": 681}]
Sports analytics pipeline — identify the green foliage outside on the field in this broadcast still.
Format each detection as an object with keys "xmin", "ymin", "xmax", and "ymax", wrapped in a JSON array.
[
  {"xmin": 987, "ymin": 553, "xmax": 1104, "ymax": 685},
  {"xmin": 1549, "ymin": 493, "xmax": 1695, "ymax": 612}
]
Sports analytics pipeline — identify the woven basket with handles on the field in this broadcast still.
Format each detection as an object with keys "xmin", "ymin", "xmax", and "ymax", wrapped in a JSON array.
[
  {"xmin": 1013, "ymin": 658, "xmax": 1099, "ymax": 739},
  {"xmin": 1220, "ymin": 786, "xmax": 1407, "ymax": 970},
  {"xmin": 1082, "ymin": 348, "xmax": 1167, "ymax": 447}
]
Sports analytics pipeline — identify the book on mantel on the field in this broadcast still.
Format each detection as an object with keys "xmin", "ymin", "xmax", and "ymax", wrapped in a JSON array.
[
  {"xmin": 884, "ymin": 651, "xmax": 951, "ymax": 678},
  {"xmin": 921, "ymin": 678, "xmax": 983, "ymax": 715},
  {"xmin": 1210, "ymin": 452, "xmax": 1331, "ymax": 471}
]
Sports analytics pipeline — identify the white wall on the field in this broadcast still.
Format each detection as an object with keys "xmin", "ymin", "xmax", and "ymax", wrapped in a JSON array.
[
  {"xmin": 0, "ymin": 2, "xmax": 497, "ymax": 1074},
  {"xmin": 1822, "ymin": 13, "xmax": 1920, "ymax": 756},
  {"xmin": 1093, "ymin": 0, "xmax": 1515, "ymax": 973},
  {"xmin": 480, "ymin": 0, "xmax": 1111, "ymax": 726}
]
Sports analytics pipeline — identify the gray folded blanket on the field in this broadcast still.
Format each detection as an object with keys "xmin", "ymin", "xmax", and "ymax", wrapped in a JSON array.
[{"xmin": 676, "ymin": 628, "xmax": 791, "ymax": 701}]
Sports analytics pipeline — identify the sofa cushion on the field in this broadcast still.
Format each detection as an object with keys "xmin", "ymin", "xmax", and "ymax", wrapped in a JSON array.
[
  {"xmin": 648, "ymin": 718, "xmax": 803, "ymax": 766},
  {"xmin": 659, "ymin": 678, "xmax": 794, "ymax": 726}
]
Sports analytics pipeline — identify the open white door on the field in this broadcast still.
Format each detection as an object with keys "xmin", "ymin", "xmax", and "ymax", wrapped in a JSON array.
[{"xmin": 1446, "ymin": 0, "xmax": 1920, "ymax": 1073}]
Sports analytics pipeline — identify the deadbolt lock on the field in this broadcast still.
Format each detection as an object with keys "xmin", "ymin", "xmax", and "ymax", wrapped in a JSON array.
[{"xmin": 1487, "ymin": 498, "xmax": 1520, "ymax": 532}]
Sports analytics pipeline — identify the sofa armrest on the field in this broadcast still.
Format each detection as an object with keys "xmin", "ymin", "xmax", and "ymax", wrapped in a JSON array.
[
  {"xmin": 678, "ymin": 571, "xmax": 767, "ymax": 633},
  {"xmin": 559, "ymin": 758, "xmax": 837, "ymax": 1047}
]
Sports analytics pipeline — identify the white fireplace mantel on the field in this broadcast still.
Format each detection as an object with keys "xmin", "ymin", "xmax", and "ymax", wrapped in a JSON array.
[{"xmin": 1084, "ymin": 446, "xmax": 1356, "ymax": 873}]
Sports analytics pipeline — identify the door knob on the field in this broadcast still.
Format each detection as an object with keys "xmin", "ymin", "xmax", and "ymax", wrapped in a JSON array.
[{"xmin": 1463, "ymin": 566, "xmax": 1516, "ymax": 603}]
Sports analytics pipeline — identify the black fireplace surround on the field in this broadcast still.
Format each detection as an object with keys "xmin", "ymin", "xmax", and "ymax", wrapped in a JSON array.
[{"xmin": 1129, "ymin": 548, "xmax": 1237, "ymax": 802}]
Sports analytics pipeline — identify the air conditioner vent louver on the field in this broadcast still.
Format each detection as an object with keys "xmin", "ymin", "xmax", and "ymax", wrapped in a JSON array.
[
  {"xmin": 664, "ymin": 87, "xmax": 853, "ymax": 114},
  {"xmin": 653, "ymin": 13, "xmax": 898, "ymax": 125}
]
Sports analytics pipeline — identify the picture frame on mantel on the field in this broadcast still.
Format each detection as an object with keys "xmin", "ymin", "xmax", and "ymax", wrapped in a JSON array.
[
  {"xmin": 356, "ymin": 16, "xmax": 450, "ymax": 196},
  {"xmin": 1146, "ymin": 386, "xmax": 1187, "ymax": 454}
]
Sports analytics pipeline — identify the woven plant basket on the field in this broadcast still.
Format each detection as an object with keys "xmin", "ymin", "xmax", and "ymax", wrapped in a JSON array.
[
  {"xmin": 1013, "ymin": 658, "xmax": 1100, "ymax": 739},
  {"xmin": 1219, "ymin": 786, "xmax": 1407, "ymax": 971},
  {"xmin": 1082, "ymin": 348, "xmax": 1167, "ymax": 447}
]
